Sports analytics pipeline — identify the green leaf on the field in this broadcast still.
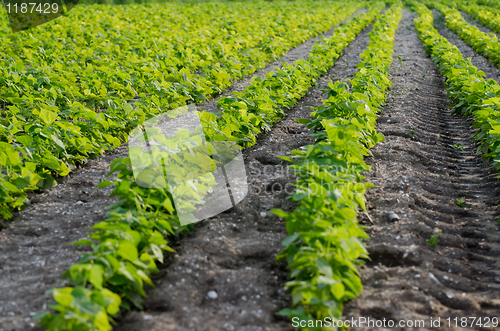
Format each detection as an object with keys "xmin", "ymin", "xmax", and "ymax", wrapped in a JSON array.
[
  {"xmin": 97, "ymin": 181, "xmax": 113, "ymax": 189},
  {"xmin": 117, "ymin": 241, "xmax": 139, "ymax": 262},
  {"xmin": 51, "ymin": 134, "xmax": 66, "ymax": 150},
  {"xmin": 90, "ymin": 264, "xmax": 104, "ymax": 289},
  {"xmin": 72, "ymin": 239, "xmax": 93, "ymax": 246},
  {"xmin": 295, "ymin": 118, "xmax": 311, "ymax": 124},
  {"xmin": 270, "ymin": 209, "xmax": 288, "ymax": 218},
  {"xmin": 53, "ymin": 288, "xmax": 74, "ymax": 307},
  {"xmin": 281, "ymin": 233, "xmax": 299, "ymax": 247},
  {"xmin": 39, "ymin": 109, "xmax": 58, "ymax": 126},
  {"xmin": 315, "ymin": 258, "xmax": 333, "ymax": 278},
  {"xmin": 32, "ymin": 311, "xmax": 49, "ymax": 321},
  {"xmin": 94, "ymin": 310, "xmax": 111, "ymax": 331},
  {"xmin": 101, "ymin": 288, "xmax": 121, "ymax": 315},
  {"xmin": 16, "ymin": 135, "xmax": 33, "ymax": 147}
]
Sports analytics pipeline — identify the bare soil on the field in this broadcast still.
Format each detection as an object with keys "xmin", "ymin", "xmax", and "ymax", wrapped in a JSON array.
[{"xmin": 344, "ymin": 9, "xmax": 500, "ymax": 330}]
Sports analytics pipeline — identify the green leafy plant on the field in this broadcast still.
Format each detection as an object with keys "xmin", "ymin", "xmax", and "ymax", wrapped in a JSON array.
[
  {"xmin": 456, "ymin": 1, "xmax": 500, "ymax": 46},
  {"xmin": 456, "ymin": 197, "xmax": 467, "ymax": 208},
  {"xmin": 450, "ymin": 143, "xmax": 464, "ymax": 150},
  {"xmin": 413, "ymin": 2, "xmax": 500, "ymax": 176},
  {"xmin": 426, "ymin": 234, "xmax": 439, "ymax": 249},
  {"xmin": 429, "ymin": 2, "xmax": 500, "ymax": 68}
]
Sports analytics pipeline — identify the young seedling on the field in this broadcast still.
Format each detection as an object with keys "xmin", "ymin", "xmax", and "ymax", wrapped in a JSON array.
[
  {"xmin": 450, "ymin": 143, "xmax": 464, "ymax": 150},
  {"xmin": 398, "ymin": 55, "xmax": 404, "ymax": 67},
  {"xmin": 456, "ymin": 197, "xmax": 467, "ymax": 208},
  {"xmin": 410, "ymin": 129, "xmax": 416, "ymax": 135},
  {"xmin": 426, "ymin": 235, "xmax": 438, "ymax": 249}
]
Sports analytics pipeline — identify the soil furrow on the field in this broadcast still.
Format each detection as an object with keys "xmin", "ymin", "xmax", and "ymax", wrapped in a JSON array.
[
  {"xmin": 0, "ymin": 11, "xmax": 368, "ymax": 331},
  {"xmin": 344, "ymin": 9, "xmax": 500, "ymax": 330},
  {"xmin": 113, "ymin": 21, "xmax": 376, "ymax": 331}
]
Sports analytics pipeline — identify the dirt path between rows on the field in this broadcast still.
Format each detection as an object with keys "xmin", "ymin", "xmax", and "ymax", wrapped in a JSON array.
[
  {"xmin": 0, "ymin": 10, "xmax": 370, "ymax": 331},
  {"xmin": 344, "ymin": 9, "xmax": 500, "ymax": 331},
  {"xmin": 114, "ymin": 21, "xmax": 376, "ymax": 331}
]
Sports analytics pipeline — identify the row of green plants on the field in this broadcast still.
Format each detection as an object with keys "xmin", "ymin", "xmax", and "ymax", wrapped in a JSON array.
[
  {"xmin": 37, "ymin": 4, "xmax": 386, "ymax": 330},
  {"xmin": 457, "ymin": 1, "xmax": 500, "ymax": 35},
  {"xmin": 273, "ymin": 5, "xmax": 402, "ymax": 329},
  {"xmin": 0, "ymin": 1, "xmax": 361, "ymax": 219},
  {"xmin": 413, "ymin": 3, "xmax": 500, "ymax": 171},
  {"xmin": 476, "ymin": 0, "xmax": 500, "ymax": 9},
  {"xmin": 427, "ymin": 1, "xmax": 500, "ymax": 67}
]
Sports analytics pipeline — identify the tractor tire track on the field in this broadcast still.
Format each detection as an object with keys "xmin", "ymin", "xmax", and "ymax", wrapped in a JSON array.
[{"xmin": 344, "ymin": 9, "xmax": 500, "ymax": 330}]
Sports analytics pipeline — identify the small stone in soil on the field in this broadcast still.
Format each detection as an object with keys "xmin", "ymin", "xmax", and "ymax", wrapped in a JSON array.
[
  {"xmin": 387, "ymin": 212, "xmax": 400, "ymax": 222},
  {"xmin": 207, "ymin": 291, "xmax": 218, "ymax": 299}
]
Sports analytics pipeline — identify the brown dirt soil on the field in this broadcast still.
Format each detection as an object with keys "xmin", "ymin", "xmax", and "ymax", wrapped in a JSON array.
[
  {"xmin": 0, "ymin": 11, "xmax": 370, "ymax": 331},
  {"xmin": 344, "ymin": 9, "xmax": 500, "ymax": 331}
]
